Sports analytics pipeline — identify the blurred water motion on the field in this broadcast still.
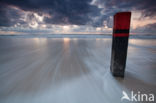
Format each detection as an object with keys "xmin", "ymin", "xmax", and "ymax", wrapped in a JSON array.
[{"xmin": 0, "ymin": 38, "xmax": 156, "ymax": 103}]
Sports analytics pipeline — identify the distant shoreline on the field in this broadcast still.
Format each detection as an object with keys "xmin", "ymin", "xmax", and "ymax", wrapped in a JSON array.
[{"xmin": 0, "ymin": 34, "xmax": 156, "ymax": 39}]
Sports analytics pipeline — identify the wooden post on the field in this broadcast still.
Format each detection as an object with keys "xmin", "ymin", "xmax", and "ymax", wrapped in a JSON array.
[{"xmin": 110, "ymin": 12, "xmax": 131, "ymax": 77}]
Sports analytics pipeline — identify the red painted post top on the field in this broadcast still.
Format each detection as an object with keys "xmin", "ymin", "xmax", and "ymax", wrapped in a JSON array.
[{"xmin": 113, "ymin": 12, "xmax": 131, "ymax": 37}]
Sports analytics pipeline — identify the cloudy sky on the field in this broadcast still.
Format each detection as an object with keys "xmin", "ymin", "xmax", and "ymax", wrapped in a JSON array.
[{"xmin": 0, "ymin": 0, "xmax": 156, "ymax": 35}]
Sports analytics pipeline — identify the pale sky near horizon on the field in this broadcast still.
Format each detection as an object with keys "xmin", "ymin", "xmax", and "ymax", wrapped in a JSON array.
[{"xmin": 0, "ymin": 0, "xmax": 156, "ymax": 35}]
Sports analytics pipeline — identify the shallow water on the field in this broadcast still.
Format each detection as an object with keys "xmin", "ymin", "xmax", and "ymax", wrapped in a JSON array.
[{"xmin": 0, "ymin": 37, "xmax": 156, "ymax": 103}]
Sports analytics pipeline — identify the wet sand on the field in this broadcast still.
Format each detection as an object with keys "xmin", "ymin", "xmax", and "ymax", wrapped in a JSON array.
[{"xmin": 0, "ymin": 37, "xmax": 156, "ymax": 103}]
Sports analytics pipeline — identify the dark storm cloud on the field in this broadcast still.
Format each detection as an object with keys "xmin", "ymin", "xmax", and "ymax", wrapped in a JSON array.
[
  {"xmin": 91, "ymin": 0, "xmax": 156, "ymax": 27},
  {"xmin": 0, "ymin": 3, "xmax": 27, "ymax": 27},
  {"xmin": 0, "ymin": 5, "xmax": 10, "ymax": 26},
  {"xmin": 96, "ymin": 0, "xmax": 156, "ymax": 16},
  {"xmin": 0, "ymin": 0, "xmax": 156, "ymax": 27},
  {"xmin": 0, "ymin": 4, "xmax": 20, "ymax": 26},
  {"xmin": 0, "ymin": 0, "xmax": 101, "ymax": 26}
]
